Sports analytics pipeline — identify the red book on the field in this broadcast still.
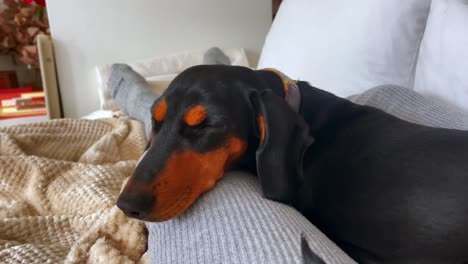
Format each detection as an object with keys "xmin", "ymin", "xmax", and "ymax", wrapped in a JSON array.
[
  {"xmin": 0, "ymin": 87, "xmax": 34, "ymax": 101},
  {"xmin": 31, "ymin": 97, "xmax": 46, "ymax": 102},
  {"xmin": 16, "ymin": 97, "xmax": 46, "ymax": 110},
  {"xmin": 0, "ymin": 87, "xmax": 33, "ymax": 94},
  {"xmin": 0, "ymin": 93, "xmax": 23, "ymax": 104}
]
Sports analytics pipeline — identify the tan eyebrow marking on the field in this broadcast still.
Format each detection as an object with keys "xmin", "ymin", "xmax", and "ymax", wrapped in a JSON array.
[
  {"xmin": 153, "ymin": 99, "xmax": 167, "ymax": 121},
  {"xmin": 184, "ymin": 105, "xmax": 207, "ymax": 126}
]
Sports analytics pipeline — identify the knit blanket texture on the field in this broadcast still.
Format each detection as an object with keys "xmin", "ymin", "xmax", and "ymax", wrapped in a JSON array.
[{"xmin": 0, "ymin": 118, "xmax": 149, "ymax": 263}]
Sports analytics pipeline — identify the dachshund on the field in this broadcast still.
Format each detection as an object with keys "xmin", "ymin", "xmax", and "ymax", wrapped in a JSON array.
[{"xmin": 117, "ymin": 65, "xmax": 468, "ymax": 264}]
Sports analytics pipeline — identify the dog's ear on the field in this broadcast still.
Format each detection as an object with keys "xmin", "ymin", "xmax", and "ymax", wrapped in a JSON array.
[{"xmin": 252, "ymin": 89, "xmax": 314, "ymax": 203}]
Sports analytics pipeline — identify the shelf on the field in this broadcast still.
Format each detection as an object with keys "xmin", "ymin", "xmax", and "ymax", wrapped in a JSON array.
[{"xmin": 0, "ymin": 115, "xmax": 48, "ymax": 126}]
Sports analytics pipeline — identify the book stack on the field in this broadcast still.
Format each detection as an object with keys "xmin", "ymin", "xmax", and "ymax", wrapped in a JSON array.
[{"xmin": 0, "ymin": 87, "xmax": 48, "ymax": 119}]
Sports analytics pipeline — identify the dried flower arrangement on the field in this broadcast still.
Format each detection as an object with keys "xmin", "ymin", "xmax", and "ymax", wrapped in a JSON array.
[
  {"xmin": 0, "ymin": 0, "xmax": 50, "ymax": 68},
  {"xmin": 273, "ymin": 0, "xmax": 282, "ymax": 18}
]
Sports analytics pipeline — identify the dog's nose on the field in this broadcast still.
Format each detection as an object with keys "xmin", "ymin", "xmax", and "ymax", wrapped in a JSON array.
[{"xmin": 116, "ymin": 191, "xmax": 155, "ymax": 220}]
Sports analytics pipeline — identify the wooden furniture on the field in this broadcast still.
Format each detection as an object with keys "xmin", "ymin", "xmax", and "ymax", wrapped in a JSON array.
[{"xmin": 37, "ymin": 34, "xmax": 62, "ymax": 120}]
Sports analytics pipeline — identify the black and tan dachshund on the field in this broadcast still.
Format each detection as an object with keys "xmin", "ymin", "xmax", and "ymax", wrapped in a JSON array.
[{"xmin": 117, "ymin": 65, "xmax": 468, "ymax": 264}]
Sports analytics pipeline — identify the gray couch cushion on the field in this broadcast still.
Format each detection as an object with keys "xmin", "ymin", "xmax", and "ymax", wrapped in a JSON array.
[
  {"xmin": 147, "ymin": 171, "xmax": 354, "ymax": 264},
  {"xmin": 349, "ymin": 85, "xmax": 468, "ymax": 130}
]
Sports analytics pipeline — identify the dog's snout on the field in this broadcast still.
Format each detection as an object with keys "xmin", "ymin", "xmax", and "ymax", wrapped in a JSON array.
[{"xmin": 117, "ymin": 191, "xmax": 155, "ymax": 220}]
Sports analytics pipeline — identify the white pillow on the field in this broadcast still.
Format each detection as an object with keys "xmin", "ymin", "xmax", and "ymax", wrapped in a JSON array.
[
  {"xmin": 414, "ymin": 0, "xmax": 468, "ymax": 112},
  {"xmin": 258, "ymin": 0, "xmax": 431, "ymax": 97},
  {"xmin": 96, "ymin": 48, "xmax": 250, "ymax": 111}
]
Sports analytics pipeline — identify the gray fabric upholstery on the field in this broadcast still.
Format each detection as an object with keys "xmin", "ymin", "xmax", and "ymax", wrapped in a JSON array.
[
  {"xmin": 147, "ymin": 172, "xmax": 354, "ymax": 264},
  {"xmin": 349, "ymin": 85, "xmax": 468, "ymax": 129},
  {"xmin": 146, "ymin": 85, "xmax": 468, "ymax": 263}
]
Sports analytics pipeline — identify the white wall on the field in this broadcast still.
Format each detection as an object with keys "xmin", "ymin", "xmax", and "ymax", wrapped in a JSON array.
[{"xmin": 47, "ymin": 0, "xmax": 272, "ymax": 118}]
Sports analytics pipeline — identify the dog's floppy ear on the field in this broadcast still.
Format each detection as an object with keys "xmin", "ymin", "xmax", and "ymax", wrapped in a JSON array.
[{"xmin": 253, "ymin": 89, "xmax": 314, "ymax": 203}]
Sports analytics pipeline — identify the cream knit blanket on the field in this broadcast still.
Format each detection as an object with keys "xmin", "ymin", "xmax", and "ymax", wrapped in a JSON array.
[{"xmin": 0, "ymin": 118, "xmax": 149, "ymax": 263}]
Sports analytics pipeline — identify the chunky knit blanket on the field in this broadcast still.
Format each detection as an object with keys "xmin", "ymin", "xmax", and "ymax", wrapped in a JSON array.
[{"xmin": 0, "ymin": 118, "xmax": 149, "ymax": 264}]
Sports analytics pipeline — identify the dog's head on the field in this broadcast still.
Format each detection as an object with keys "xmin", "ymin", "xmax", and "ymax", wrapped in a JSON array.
[{"xmin": 117, "ymin": 65, "xmax": 313, "ymax": 222}]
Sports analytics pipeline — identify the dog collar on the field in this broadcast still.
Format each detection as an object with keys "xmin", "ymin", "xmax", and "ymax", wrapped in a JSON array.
[{"xmin": 261, "ymin": 68, "xmax": 301, "ymax": 113}]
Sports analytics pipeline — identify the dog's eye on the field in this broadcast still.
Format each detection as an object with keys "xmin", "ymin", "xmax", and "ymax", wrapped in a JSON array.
[
  {"xmin": 187, "ymin": 119, "xmax": 208, "ymax": 130},
  {"xmin": 180, "ymin": 119, "xmax": 211, "ymax": 138}
]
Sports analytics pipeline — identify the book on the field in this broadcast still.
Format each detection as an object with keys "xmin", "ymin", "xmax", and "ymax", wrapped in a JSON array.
[
  {"xmin": 0, "ymin": 108, "xmax": 47, "ymax": 119},
  {"xmin": 0, "ymin": 87, "xmax": 33, "ymax": 94},
  {"xmin": 16, "ymin": 97, "xmax": 46, "ymax": 110},
  {"xmin": 1, "ymin": 98, "xmax": 16, "ymax": 107},
  {"xmin": 0, "ymin": 87, "xmax": 34, "ymax": 104},
  {"xmin": 0, "ymin": 106, "xmax": 46, "ymax": 114},
  {"xmin": 0, "ymin": 88, "xmax": 48, "ymax": 119},
  {"xmin": 1, "ymin": 92, "xmax": 45, "ymax": 107},
  {"xmin": 21, "ymin": 92, "xmax": 45, "ymax": 99}
]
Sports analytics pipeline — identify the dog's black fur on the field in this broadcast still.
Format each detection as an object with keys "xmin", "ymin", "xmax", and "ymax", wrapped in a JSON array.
[{"xmin": 118, "ymin": 65, "xmax": 468, "ymax": 264}]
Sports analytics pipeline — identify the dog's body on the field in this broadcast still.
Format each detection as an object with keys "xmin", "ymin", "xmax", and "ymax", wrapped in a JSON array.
[
  {"xmin": 117, "ymin": 65, "xmax": 468, "ymax": 264},
  {"xmin": 295, "ymin": 79, "xmax": 468, "ymax": 264}
]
